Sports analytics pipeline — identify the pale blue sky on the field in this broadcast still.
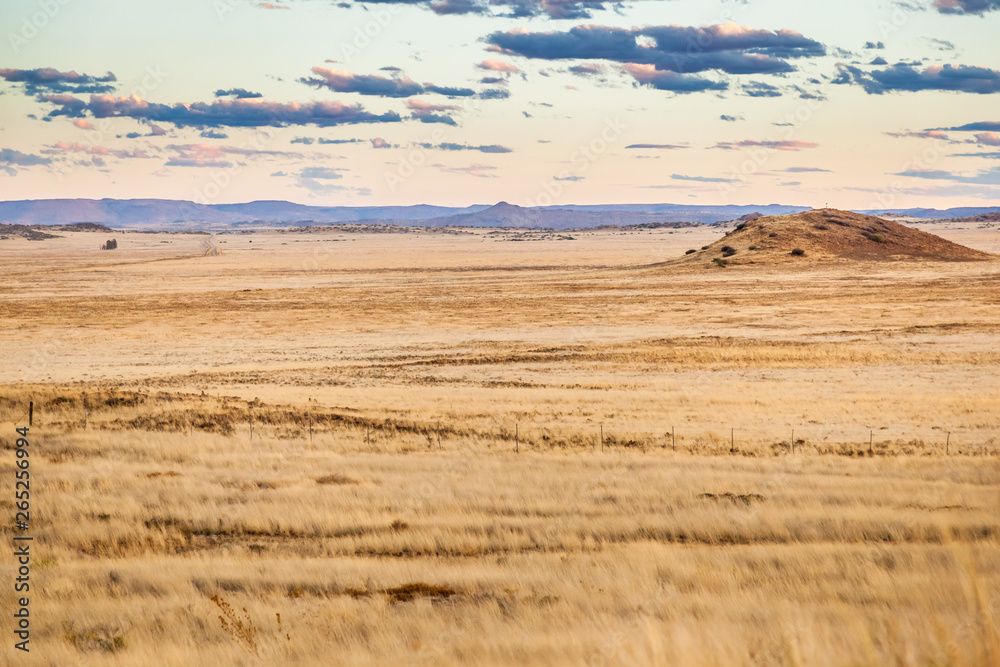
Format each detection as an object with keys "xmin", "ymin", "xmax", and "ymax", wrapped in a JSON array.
[{"xmin": 1, "ymin": 0, "xmax": 999, "ymax": 208}]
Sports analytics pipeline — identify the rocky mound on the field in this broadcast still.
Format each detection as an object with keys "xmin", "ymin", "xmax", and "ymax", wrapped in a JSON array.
[{"xmin": 670, "ymin": 208, "xmax": 992, "ymax": 268}]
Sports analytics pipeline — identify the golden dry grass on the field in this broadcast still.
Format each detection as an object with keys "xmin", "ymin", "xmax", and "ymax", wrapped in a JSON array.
[{"xmin": 1, "ymin": 224, "xmax": 999, "ymax": 665}]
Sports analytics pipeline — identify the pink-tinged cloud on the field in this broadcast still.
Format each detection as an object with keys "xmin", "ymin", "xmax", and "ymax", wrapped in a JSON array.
[
  {"xmin": 73, "ymin": 118, "xmax": 94, "ymax": 130},
  {"xmin": 884, "ymin": 130, "xmax": 950, "ymax": 140},
  {"xmin": 405, "ymin": 99, "xmax": 460, "ymax": 113},
  {"xmin": 431, "ymin": 163, "xmax": 498, "ymax": 177},
  {"xmin": 371, "ymin": 138, "xmax": 391, "ymax": 149},
  {"xmin": 624, "ymin": 63, "xmax": 727, "ymax": 93},
  {"xmin": 477, "ymin": 60, "xmax": 520, "ymax": 74},
  {"xmin": 44, "ymin": 141, "xmax": 152, "ymax": 160},
  {"xmin": 257, "ymin": 2, "xmax": 290, "ymax": 8},
  {"xmin": 975, "ymin": 131, "xmax": 1000, "ymax": 146},
  {"xmin": 713, "ymin": 140, "xmax": 819, "ymax": 151}
]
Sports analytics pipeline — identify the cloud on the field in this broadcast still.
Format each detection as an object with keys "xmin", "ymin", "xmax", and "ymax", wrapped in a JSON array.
[
  {"xmin": 933, "ymin": 0, "xmax": 1000, "ymax": 14},
  {"xmin": 834, "ymin": 63, "xmax": 1000, "ymax": 94},
  {"xmin": 742, "ymin": 81, "xmax": 782, "ymax": 97},
  {"xmin": 0, "ymin": 148, "xmax": 52, "ymax": 167},
  {"xmin": 416, "ymin": 142, "xmax": 512, "ymax": 153},
  {"xmin": 431, "ymin": 162, "xmax": 497, "ymax": 177},
  {"xmin": 895, "ymin": 166, "xmax": 1000, "ymax": 185},
  {"xmin": 406, "ymin": 99, "xmax": 460, "ymax": 113},
  {"xmin": 884, "ymin": 130, "xmax": 951, "ymax": 140},
  {"xmin": 781, "ymin": 166, "xmax": 830, "ymax": 172},
  {"xmin": 40, "ymin": 94, "xmax": 403, "ymax": 128},
  {"xmin": 370, "ymin": 137, "xmax": 391, "ymax": 148},
  {"xmin": 624, "ymin": 64, "xmax": 728, "ymax": 93},
  {"xmin": 319, "ymin": 137, "xmax": 364, "ymax": 144},
  {"xmin": 486, "ymin": 23, "xmax": 825, "ymax": 81},
  {"xmin": 294, "ymin": 167, "xmax": 352, "ymax": 194},
  {"xmin": 939, "ymin": 121, "xmax": 1000, "ymax": 131},
  {"xmin": 625, "ymin": 143, "xmax": 688, "ymax": 149},
  {"xmin": 671, "ymin": 174, "xmax": 738, "ymax": 183},
  {"xmin": 346, "ymin": 0, "xmax": 633, "ymax": 19},
  {"xmin": 0, "ymin": 67, "xmax": 117, "ymax": 94},
  {"xmin": 301, "ymin": 67, "xmax": 475, "ymax": 98},
  {"xmin": 478, "ymin": 88, "xmax": 510, "ymax": 99},
  {"xmin": 200, "ymin": 129, "xmax": 229, "ymax": 139},
  {"xmin": 568, "ymin": 62, "xmax": 604, "ymax": 76},
  {"xmin": 42, "ymin": 141, "xmax": 152, "ymax": 161},
  {"xmin": 73, "ymin": 118, "xmax": 94, "ymax": 130},
  {"xmin": 159, "ymin": 142, "xmax": 308, "ymax": 167},
  {"xmin": 299, "ymin": 166, "xmax": 343, "ymax": 179},
  {"xmin": 720, "ymin": 114, "xmax": 743, "ymax": 122},
  {"xmin": 215, "ymin": 88, "xmax": 264, "ymax": 99},
  {"xmin": 257, "ymin": 2, "xmax": 291, "ymax": 8},
  {"xmin": 477, "ymin": 60, "xmax": 520, "ymax": 73},
  {"xmin": 713, "ymin": 140, "xmax": 819, "ymax": 151},
  {"xmin": 291, "ymin": 136, "xmax": 315, "ymax": 144},
  {"xmin": 976, "ymin": 132, "xmax": 1000, "ymax": 146}
]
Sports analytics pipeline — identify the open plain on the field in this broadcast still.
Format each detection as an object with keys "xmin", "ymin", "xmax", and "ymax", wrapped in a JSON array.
[{"xmin": 1, "ymin": 218, "xmax": 999, "ymax": 665}]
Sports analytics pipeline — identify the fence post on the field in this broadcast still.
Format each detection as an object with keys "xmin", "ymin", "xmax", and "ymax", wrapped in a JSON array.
[
  {"xmin": 869, "ymin": 430, "xmax": 873, "ymax": 456},
  {"xmin": 515, "ymin": 423, "xmax": 518, "ymax": 454},
  {"xmin": 28, "ymin": 401, "xmax": 33, "ymax": 427},
  {"xmin": 730, "ymin": 428, "xmax": 735, "ymax": 454},
  {"xmin": 791, "ymin": 429, "xmax": 794, "ymax": 456},
  {"xmin": 600, "ymin": 424, "xmax": 604, "ymax": 452},
  {"xmin": 671, "ymin": 426, "xmax": 675, "ymax": 451},
  {"xmin": 946, "ymin": 431, "xmax": 950, "ymax": 456}
]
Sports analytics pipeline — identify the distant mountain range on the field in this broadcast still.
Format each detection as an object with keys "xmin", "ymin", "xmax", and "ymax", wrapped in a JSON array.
[{"xmin": 0, "ymin": 198, "xmax": 997, "ymax": 230}]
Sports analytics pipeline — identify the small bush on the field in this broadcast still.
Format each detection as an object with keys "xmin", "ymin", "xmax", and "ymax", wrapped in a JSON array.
[
  {"xmin": 865, "ymin": 233, "xmax": 886, "ymax": 243},
  {"xmin": 316, "ymin": 473, "xmax": 359, "ymax": 485},
  {"xmin": 685, "ymin": 249, "xmax": 697, "ymax": 255},
  {"xmin": 701, "ymin": 245, "xmax": 710, "ymax": 250},
  {"xmin": 814, "ymin": 224, "xmax": 829, "ymax": 230},
  {"xmin": 790, "ymin": 248, "xmax": 806, "ymax": 256},
  {"xmin": 712, "ymin": 257, "xmax": 729, "ymax": 267},
  {"xmin": 768, "ymin": 232, "xmax": 778, "ymax": 238},
  {"xmin": 748, "ymin": 245, "xmax": 758, "ymax": 251},
  {"xmin": 721, "ymin": 245, "xmax": 737, "ymax": 257}
]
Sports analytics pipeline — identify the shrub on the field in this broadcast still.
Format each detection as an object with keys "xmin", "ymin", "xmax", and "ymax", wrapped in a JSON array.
[
  {"xmin": 814, "ymin": 224, "xmax": 829, "ymax": 230},
  {"xmin": 768, "ymin": 232, "xmax": 778, "ymax": 238},
  {"xmin": 701, "ymin": 245, "xmax": 710, "ymax": 250},
  {"xmin": 790, "ymin": 248, "xmax": 806, "ymax": 256},
  {"xmin": 712, "ymin": 257, "xmax": 729, "ymax": 267},
  {"xmin": 721, "ymin": 245, "xmax": 737, "ymax": 257},
  {"xmin": 685, "ymin": 249, "xmax": 697, "ymax": 255},
  {"xmin": 748, "ymin": 245, "xmax": 758, "ymax": 251},
  {"xmin": 865, "ymin": 233, "xmax": 886, "ymax": 243}
]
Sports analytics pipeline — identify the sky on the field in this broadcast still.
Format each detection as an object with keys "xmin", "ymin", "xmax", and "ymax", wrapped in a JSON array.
[{"xmin": 1, "ymin": 0, "xmax": 999, "ymax": 210}]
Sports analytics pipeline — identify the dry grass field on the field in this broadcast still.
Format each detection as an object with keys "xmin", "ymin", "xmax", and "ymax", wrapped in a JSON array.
[{"xmin": 1, "ymin": 218, "xmax": 999, "ymax": 665}]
